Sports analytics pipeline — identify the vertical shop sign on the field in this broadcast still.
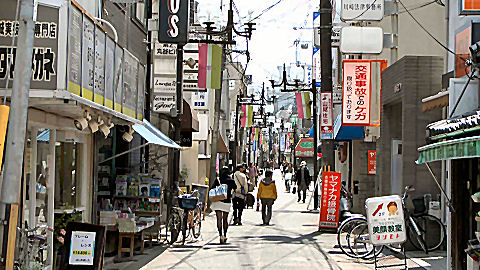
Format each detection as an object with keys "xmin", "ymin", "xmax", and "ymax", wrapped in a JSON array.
[
  {"xmin": 342, "ymin": 60, "xmax": 371, "ymax": 126},
  {"xmin": 153, "ymin": 42, "xmax": 177, "ymax": 114},
  {"xmin": 158, "ymin": 0, "xmax": 189, "ymax": 44},
  {"xmin": 94, "ymin": 26, "xmax": 106, "ymax": 105},
  {"xmin": 366, "ymin": 195, "xmax": 406, "ymax": 245},
  {"xmin": 319, "ymin": 171, "xmax": 342, "ymax": 228},
  {"xmin": 69, "ymin": 231, "xmax": 96, "ymax": 265},
  {"xmin": 192, "ymin": 92, "xmax": 208, "ymax": 110},
  {"xmin": 104, "ymin": 36, "xmax": 115, "ymax": 109},
  {"xmin": 113, "ymin": 45, "xmax": 124, "ymax": 113},
  {"xmin": 320, "ymin": 92, "xmax": 333, "ymax": 139},
  {"xmin": 122, "ymin": 50, "xmax": 138, "ymax": 118},
  {"xmin": 0, "ymin": 0, "xmax": 58, "ymax": 90},
  {"xmin": 313, "ymin": 47, "xmax": 321, "ymax": 87},
  {"xmin": 368, "ymin": 150, "xmax": 376, "ymax": 175},
  {"xmin": 136, "ymin": 64, "xmax": 145, "ymax": 120},
  {"xmin": 81, "ymin": 16, "xmax": 95, "ymax": 101},
  {"xmin": 67, "ymin": 6, "xmax": 82, "ymax": 96}
]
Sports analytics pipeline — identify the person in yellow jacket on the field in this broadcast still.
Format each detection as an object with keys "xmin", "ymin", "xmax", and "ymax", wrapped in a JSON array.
[{"xmin": 257, "ymin": 170, "xmax": 277, "ymax": 225}]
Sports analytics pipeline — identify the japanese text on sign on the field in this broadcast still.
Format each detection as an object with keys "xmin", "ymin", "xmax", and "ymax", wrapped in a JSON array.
[
  {"xmin": 319, "ymin": 171, "xmax": 341, "ymax": 228},
  {"xmin": 0, "ymin": 46, "xmax": 56, "ymax": 81},
  {"xmin": 366, "ymin": 195, "xmax": 406, "ymax": 245},
  {"xmin": 69, "ymin": 231, "xmax": 96, "ymax": 265},
  {"xmin": 342, "ymin": 61, "xmax": 371, "ymax": 126}
]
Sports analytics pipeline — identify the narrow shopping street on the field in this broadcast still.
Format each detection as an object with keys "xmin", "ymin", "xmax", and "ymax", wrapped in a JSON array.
[{"xmin": 140, "ymin": 170, "xmax": 370, "ymax": 270}]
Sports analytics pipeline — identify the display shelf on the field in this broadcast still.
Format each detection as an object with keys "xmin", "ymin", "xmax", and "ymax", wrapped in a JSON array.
[{"xmin": 113, "ymin": 195, "xmax": 161, "ymax": 200}]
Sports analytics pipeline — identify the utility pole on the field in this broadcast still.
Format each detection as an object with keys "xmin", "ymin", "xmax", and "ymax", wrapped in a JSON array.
[
  {"xmin": 0, "ymin": 0, "xmax": 34, "ymax": 266},
  {"xmin": 233, "ymin": 96, "xmax": 240, "ymax": 168},
  {"xmin": 319, "ymin": 0, "xmax": 335, "ymax": 174},
  {"xmin": 391, "ymin": 0, "xmax": 399, "ymax": 63}
]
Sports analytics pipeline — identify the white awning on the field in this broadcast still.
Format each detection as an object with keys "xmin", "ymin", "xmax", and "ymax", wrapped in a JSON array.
[{"xmin": 133, "ymin": 119, "xmax": 181, "ymax": 149}]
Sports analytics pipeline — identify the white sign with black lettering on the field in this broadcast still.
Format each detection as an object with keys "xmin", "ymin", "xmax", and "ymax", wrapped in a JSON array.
[
  {"xmin": 153, "ymin": 95, "xmax": 176, "ymax": 113},
  {"xmin": 69, "ymin": 231, "xmax": 96, "ymax": 265}
]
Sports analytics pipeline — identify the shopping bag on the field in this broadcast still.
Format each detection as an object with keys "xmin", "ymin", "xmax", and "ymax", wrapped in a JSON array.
[
  {"xmin": 256, "ymin": 201, "xmax": 260, "ymax": 212},
  {"xmin": 248, "ymin": 182, "xmax": 254, "ymax": 192},
  {"xmin": 209, "ymin": 184, "xmax": 228, "ymax": 202}
]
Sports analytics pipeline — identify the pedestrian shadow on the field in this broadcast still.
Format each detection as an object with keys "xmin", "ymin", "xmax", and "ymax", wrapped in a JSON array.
[{"xmin": 236, "ymin": 231, "xmax": 324, "ymax": 245}]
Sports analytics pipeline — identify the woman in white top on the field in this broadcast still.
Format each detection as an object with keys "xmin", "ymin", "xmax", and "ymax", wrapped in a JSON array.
[{"xmin": 232, "ymin": 164, "xmax": 248, "ymax": 225}]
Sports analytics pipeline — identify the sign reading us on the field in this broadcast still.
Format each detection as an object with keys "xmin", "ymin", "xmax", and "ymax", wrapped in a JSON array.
[{"xmin": 158, "ymin": 0, "xmax": 189, "ymax": 44}]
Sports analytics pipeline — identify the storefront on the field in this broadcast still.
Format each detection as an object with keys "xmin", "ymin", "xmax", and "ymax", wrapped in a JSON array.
[{"xmin": 417, "ymin": 112, "xmax": 480, "ymax": 270}]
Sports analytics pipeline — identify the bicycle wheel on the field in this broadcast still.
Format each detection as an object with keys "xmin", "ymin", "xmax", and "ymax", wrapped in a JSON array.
[
  {"xmin": 337, "ymin": 217, "xmax": 367, "ymax": 258},
  {"xmin": 347, "ymin": 222, "xmax": 383, "ymax": 259},
  {"xmin": 166, "ymin": 214, "xmax": 180, "ymax": 245},
  {"xmin": 191, "ymin": 205, "xmax": 202, "ymax": 239},
  {"xmin": 408, "ymin": 214, "xmax": 445, "ymax": 252}
]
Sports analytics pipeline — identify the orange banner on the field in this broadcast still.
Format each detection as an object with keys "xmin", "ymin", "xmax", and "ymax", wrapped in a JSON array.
[{"xmin": 464, "ymin": 0, "xmax": 480, "ymax": 10}]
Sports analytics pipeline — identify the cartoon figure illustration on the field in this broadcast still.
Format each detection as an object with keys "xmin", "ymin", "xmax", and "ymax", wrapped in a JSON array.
[{"xmin": 387, "ymin": 201, "xmax": 398, "ymax": 216}]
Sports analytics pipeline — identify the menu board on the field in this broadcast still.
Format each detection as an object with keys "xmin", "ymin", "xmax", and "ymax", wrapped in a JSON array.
[
  {"xmin": 136, "ymin": 64, "xmax": 145, "ymax": 120},
  {"xmin": 81, "ymin": 16, "xmax": 95, "ymax": 101},
  {"xmin": 113, "ymin": 45, "xmax": 123, "ymax": 113},
  {"xmin": 104, "ymin": 36, "xmax": 115, "ymax": 109},
  {"xmin": 94, "ymin": 26, "xmax": 105, "ymax": 105},
  {"xmin": 67, "ymin": 6, "xmax": 83, "ymax": 96},
  {"xmin": 122, "ymin": 51, "xmax": 138, "ymax": 118},
  {"xmin": 69, "ymin": 231, "xmax": 96, "ymax": 265}
]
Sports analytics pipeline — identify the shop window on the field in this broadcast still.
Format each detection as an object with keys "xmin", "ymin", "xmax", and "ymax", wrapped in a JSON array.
[
  {"xmin": 133, "ymin": 3, "xmax": 145, "ymax": 25},
  {"xmin": 55, "ymin": 142, "xmax": 78, "ymax": 209}
]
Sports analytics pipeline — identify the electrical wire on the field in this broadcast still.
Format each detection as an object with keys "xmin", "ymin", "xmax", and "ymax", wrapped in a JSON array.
[
  {"xmin": 247, "ymin": 0, "xmax": 286, "ymax": 23},
  {"xmin": 449, "ymin": 68, "xmax": 476, "ymax": 118},
  {"xmin": 3, "ymin": 0, "xmax": 21, "ymax": 104},
  {"xmin": 398, "ymin": 0, "xmax": 467, "ymax": 62}
]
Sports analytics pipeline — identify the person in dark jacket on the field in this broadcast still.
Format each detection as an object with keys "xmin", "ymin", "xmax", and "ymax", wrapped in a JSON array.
[
  {"xmin": 211, "ymin": 166, "xmax": 236, "ymax": 244},
  {"xmin": 295, "ymin": 161, "xmax": 311, "ymax": 203}
]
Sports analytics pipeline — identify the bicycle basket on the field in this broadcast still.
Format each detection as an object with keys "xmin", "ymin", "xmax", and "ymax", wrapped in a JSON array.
[
  {"xmin": 178, "ymin": 196, "xmax": 198, "ymax": 210},
  {"xmin": 412, "ymin": 197, "xmax": 426, "ymax": 214}
]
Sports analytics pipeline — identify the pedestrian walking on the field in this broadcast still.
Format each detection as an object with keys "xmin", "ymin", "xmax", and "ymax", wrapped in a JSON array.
[
  {"xmin": 257, "ymin": 169, "xmax": 277, "ymax": 225},
  {"xmin": 211, "ymin": 167, "xmax": 236, "ymax": 244},
  {"xmin": 248, "ymin": 163, "xmax": 258, "ymax": 186},
  {"xmin": 233, "ymin": 164, "xmax": 248, "ymax": 225},
  {"xmin": 295, "ymin": 161, "xmax": 311, "ymax": 203},
  {"xmin": 284, "ymin": 163, "xmax": 293, "ymax": 192}
]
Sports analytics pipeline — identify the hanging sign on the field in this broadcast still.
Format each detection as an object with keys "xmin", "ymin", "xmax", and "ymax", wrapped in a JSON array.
[
  {"xmin": 366, "ymin": 195, "xmax": 407, "ymax": 245},
  {"xmin": 319, "ymin": 171, "xmax": 342, "ymax": 229},
  {"xmin": 295, "ymin": 138, "xmax": 314, "ymax": 157},
  {"xmin": 341, "ymin": 0, "xmax": 384, "ymax": 21},
  {"xmin": 320, "ymin": 92, "xmax": 334, "ymax": 139},
  {"xmin": 368, "ymin": 150, "xmax": 376, "ymax": 175},
  {"xmin": 158, "ymin": 0, "xmax": 189, "ymax": 44},
  {"xmin": 342, "ymin": 60, "xmax": 371, "ymax": 126}
]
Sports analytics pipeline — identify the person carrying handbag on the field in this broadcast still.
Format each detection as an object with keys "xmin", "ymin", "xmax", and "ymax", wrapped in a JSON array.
[{"xmin": 233, "ymin": 164, "xmax": 248, "ymax": 225}]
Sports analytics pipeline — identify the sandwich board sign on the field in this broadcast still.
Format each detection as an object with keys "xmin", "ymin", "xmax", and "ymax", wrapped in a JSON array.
[{"xmin": 365, "ymin": 195, "xmax": 407, "ymax": 245}]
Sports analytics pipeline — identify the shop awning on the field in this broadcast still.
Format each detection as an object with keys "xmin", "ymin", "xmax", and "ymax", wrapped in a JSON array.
[
  {"xmin": 180, "ymin": 100, "xmax": 199, "ymax": 132},
  {"xmin": 217, "ymin": 133, "xmax": 229, "ymax": 153},
  {"xmin": 422, "ymin": 91, "xmax": 449, "ymax": 112},
  {"xmin": 333, "ymin": 114, "xmax": 364, "ymax": 141},
  {"xmin": 133, "ymin": 119, "xmax": 181, "ymax": 149},
  {"xmin": 416, "ymin": 135, "xmax": 480, "ymax": 164}
]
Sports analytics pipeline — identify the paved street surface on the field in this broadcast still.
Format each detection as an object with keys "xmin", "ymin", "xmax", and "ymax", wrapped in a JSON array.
[{"xmin": 106, "ymin": 170, "xmax": 445, "ymax": 270}]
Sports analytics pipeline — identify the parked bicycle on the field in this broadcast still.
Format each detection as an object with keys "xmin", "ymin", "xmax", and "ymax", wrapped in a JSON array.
[
  {"xmin": 164, "ymin": 188, "xmax": 201, "ymax": 245},
  {"xmin": 337, "ymin": 185, "xmax": 446, "ymax": 259},
  {"xmin": 14, "ymin": 222, "xmax": 49, "ymax": 270}
]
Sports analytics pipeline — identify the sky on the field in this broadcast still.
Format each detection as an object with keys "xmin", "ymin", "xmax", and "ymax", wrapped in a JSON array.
[{"xmin": 196, "ymin": 0, "xmax": 324, "ymax": 91}]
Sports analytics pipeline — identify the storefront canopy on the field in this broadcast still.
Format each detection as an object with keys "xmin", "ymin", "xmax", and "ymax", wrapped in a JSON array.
[
  {"xmin": 416, "ymin": 135, "xmax": 480, "ymax": 164},
  {"xmin": 133, "ymin": 119, "xmax": 181, "ymax": 149}
]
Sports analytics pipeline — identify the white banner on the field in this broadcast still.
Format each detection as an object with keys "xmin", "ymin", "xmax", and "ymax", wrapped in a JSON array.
[
  {"xmin": 341, "ymin": 0, "xmax": 384, "ymax": 21},
  {"xmin": 320, "ymin": 92, "xmax": 334, "ymax": 139},
  {"xmin": 342, "ymin": 61, "xmax": 371, "ymax": 126}
]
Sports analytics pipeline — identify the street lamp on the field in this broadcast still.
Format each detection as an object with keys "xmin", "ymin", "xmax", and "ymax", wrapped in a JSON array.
[{"xmin": 269, "ymin": 64, "xmax": 320, "ymax": 210}]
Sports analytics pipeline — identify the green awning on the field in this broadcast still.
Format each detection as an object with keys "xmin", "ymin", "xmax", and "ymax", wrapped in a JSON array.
[{"xmin": 416, "ymin": 135, "xmax": 480, "ymax": 164}]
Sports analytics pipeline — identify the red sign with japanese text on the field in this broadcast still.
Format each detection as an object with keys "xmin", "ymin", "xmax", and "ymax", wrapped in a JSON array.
[
  {"xmin": 342, "ymin": 61, "xmax": 371, "ymax": 126},
  {"xmin": 320, "ymin": 92, "xmax": 334, "ymax": 139},
  {"xmin": 368, "ymin": 150, "xmax": 376, "ymax": 175},
  {"xmin": 319, "ymin": 171, "xmax": 342, "ymax": 229}
]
